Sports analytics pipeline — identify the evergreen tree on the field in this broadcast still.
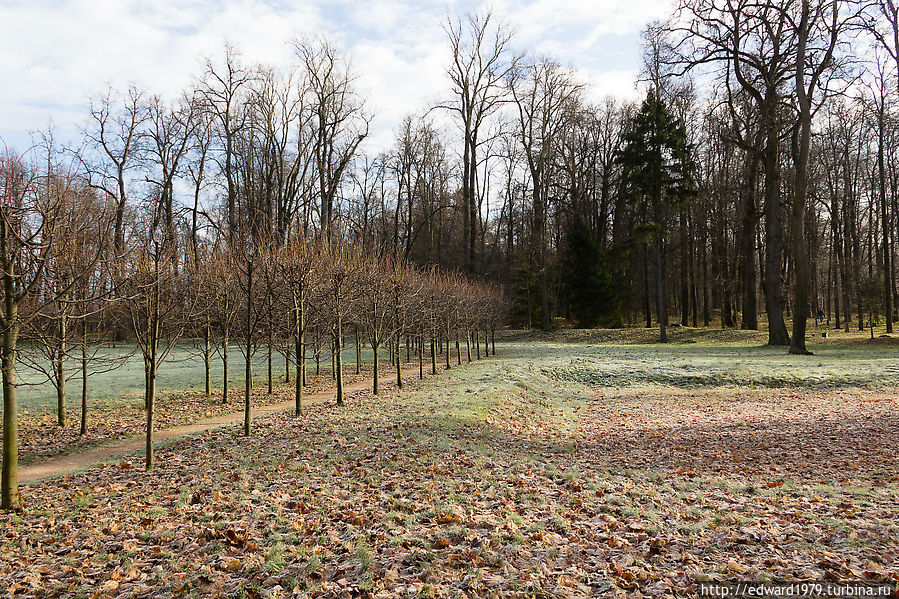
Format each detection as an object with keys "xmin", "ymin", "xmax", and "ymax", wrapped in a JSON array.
[
  {"xmin": 618, "ymin": 90, "xmax": 696, "ymax": 342},
  {"xmin": 510, "ymin": 256, "xmax": 541, "ymax": 329},
  {"xmin": 560, "ymin": 216, "xmax": 621, "ymax": 328}
]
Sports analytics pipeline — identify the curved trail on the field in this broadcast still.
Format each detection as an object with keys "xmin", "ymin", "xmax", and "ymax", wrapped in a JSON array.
[{"xmin": 19, "ymin": 364, "xmax": 429, "ymax": 483}]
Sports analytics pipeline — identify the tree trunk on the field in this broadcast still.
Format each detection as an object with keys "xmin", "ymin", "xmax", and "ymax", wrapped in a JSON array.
[
  {"xmin": 680, "ymin": 209, "xmax": 689, "ymax": 326},
  {"xmin": 285, "ymin": 343, "xmax": 290, "ymax": 384},
  {"xmin": 656, "ymin": 234, "xmax": 668, "ymax": 343},
  {"xmin": 80, "ymin": 318, "xmax": 88, "ymax": 436},
  {"xmin": 355, "ymin": 326, "xmax": 361, "ymax": 374},
  {"xmin": 395, "ymin": 335, "xmax": 403, "ymax": 389},
  {"xmin": 1, "ymin": 323, "xmax": 20, "ymax": 510},
  {"xmin": 878, "ymin": 103, "xmax": 894, "ymax": 333},
  {"xmin": 642, "ymin": 246, "xmax": 652, "ymax": 328},
  {"xmin": 244, "ymin": 259, "xmax": 253, "ymax": 436},
  {"xmin": 222, "ymin": 333, "xmax": 229, "ymax": 405},
  {"xmin": 372, "ymin": 340, "xmax": 380, "ymax": 395},
  {"xmin": 335, "ymin": 321, "xmax": 344, "ymax": 406},
  {"xmin": 463, "ymin": 129, "xmax": 472, "ymax": 273},
  {"xmin": 267, "ymin": 332, "xmax": 273, "ymax": 395},
  {"xmin": 145, "ymin": 363, "xmax": 156, "ymax": 470},
  {"xmin": 203, "ymin": 324, "xmax": 211, "ymax": 398},
  {"xmin": 789, "ymin": 5, "xmax": 813, "ymax": 356},
  {"xmin": 430, "ymin": 335, "xmax": 437, "ymax": 374},
  {"xmin": 445, "ymin": 328, "xmax": 451, "ymax": 370},
  {"xmin": 740, "ymin": 154, "xmax": 761, "ymax": 329},
  {"xmin": 294, "ymin": 304, "xmax": 304, "ymax": 417},
  {"xmin": 418, "ymin": 334, "xmax": 424, "ymax": 379},
  {"xmin": 763, "ymin": 115, "xmax": 791, "ymax": 346},
  {"xmin": 56, "ymin": 314, "xmax": 66, "ymax": 426},
  {"xmin": 300, "ymin": 309, "xmax": 307, "ymax": 388}
]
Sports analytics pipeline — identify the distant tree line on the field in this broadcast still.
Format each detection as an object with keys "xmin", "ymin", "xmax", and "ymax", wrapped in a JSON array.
[{"xmin": 392, "ymin": 2, "xmax": 897, "ymax": 360}]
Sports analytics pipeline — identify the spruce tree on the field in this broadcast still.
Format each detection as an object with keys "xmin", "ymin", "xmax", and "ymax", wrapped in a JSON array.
[
  {"xmin": 560, "ymin": 216, "xmax": 621, "ymax": 328},
  {"xmin": 618, "ymin": 90, "xmax": 696, "ymax": 342}
]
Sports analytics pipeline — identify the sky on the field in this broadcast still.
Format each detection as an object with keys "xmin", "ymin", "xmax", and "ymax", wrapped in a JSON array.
[{"xmin": 0, "ymin": 0, "xmax": 674, "ymax": 154}]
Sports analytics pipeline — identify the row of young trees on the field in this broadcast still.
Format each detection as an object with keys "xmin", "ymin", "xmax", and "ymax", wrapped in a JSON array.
[
  {"xmin": 0, "ymin": 143, "xmax": 505, "ymax": 509},
  {"xmin": 0, "ymin": 32, "xmax": 511, "ymax": 511}
]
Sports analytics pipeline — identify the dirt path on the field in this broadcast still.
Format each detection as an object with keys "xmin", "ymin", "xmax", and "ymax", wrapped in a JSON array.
[{"xmin": 19, "ymin": 365, "xmax": 427, "ymax": 483}]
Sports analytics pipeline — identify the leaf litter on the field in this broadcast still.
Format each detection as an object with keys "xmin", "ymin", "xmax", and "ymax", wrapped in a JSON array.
[{"xmin": 1, "ymin": 342, "xmax": 897, "ymax": 598}]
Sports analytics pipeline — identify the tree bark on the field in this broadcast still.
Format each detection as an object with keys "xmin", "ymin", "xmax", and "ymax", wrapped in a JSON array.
[
  {"xmin": 372, "ymin": 339, "xmax": 380, "ymax": 395},
  {"xmin": 878, "ymin": 99, "xmax": 894, "ymax": 333},
  {"xmin": 244, "ymin": 258, "xmax": 253, "ymax": 436},
  {"xmin": 395, "ymin": 335, "xmax": 403, "ymax": 389},
  {"xmin": 418, "ymin": 334, "xmax": 424, "ymax": 379},
  {"xmin": 1, "ymin": 322, "xmax": 20, "ymax": 510},
  {"xmin": 763, "ymin": 115, "xmax": 791, "ymax": 346},
  {"xmin": 789, "ymin": 1, "xmax": 815, "ymax": 356},
  {"xmin": 656, "ymin": 233, "xmax": 668, "ymax": 343},
  {"xmin": 740, "ymin": 154, "xmax": 761, "ymax": 329},
  {"xmin": 430, "ymin": 335, "xmax": 437, "ymax": 374},
  {"xmin": 294, "ymin": 303, "xmax": 304, "ymax": 417},
  {"xmin": 335, "ymin": 320, "xmax": 344, "ymax": 406},
  {"xmin": 55, "ymin": 314, "xmax": 67, "ymax": 427},
  {"xmin": 145, "ymin": 363, "xmax": 156, "ymax": 470},
  {"xmin": 80, "ymin": 318, "xmax": 88, "ymax": 436},
  {"xmin": 203, "ymin": 323, "xmax": 211, "ymax": 398},
  {"xmin": 222, "ymin": 332, "xmax": 229, "ymax": 405}
]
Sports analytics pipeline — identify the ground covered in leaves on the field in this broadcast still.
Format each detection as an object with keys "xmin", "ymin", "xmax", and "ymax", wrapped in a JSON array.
[{"xmin": 2, "ymin": 337, "xmax": 897, "ymax": 598}]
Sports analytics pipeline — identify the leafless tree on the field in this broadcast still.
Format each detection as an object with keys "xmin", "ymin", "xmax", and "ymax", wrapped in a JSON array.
[
  {"xmin": 83, "ymin": 87, "xmax": 147, "ymax": 254},
  {"xmin": 509, "ymin": 58, "xmax": 582, "ymax": 330},
  {"xmin": 294, "ymin": 37, "xmax": 370, "ymax": 237},
  {"xmin": 439, "ymin": 10, "xmax": 517, "ymax": 273},
  {"xmin": 1, "ymin": 146, "xmax": 109, "ymax": 507}
]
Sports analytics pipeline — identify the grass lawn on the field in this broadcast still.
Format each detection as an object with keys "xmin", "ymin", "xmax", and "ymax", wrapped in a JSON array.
[
  {"xmin": 1, "ymin": 331, "xmax": 896, "ymax": 597},
  {"xmin": 15, "ymin": 341, "xmax": 389, "ymax": 412}
]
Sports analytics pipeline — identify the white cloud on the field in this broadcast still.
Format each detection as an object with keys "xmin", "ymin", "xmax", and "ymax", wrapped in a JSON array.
[{"xmin": 0, "ymin": 0, "xmax": 669, "ymax": 152}]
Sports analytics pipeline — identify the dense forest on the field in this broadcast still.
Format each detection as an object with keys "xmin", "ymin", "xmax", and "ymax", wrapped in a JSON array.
[{"xmin": 3, "ymin": 0, "xmax": 899, "ymax": 510}]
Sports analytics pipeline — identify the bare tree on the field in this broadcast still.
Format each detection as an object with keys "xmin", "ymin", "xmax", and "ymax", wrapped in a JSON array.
[
  {"xmin": 144, "ymin": 94, "xmax": 196, "ymax": 238},
  {"xmin": 357, "ymin": 253, "xmax": 393, "ymax": 395},
  {"xmin": 295, "ymin": 37, "xmax": 370, "ymax": 237},
  {"xmin": 509, "ymin": 58, "xmax": 582, "ymax": 330},
  {"xmin": 1, "ymin": 147, "xmax": 107, "ymax": 508},
  {"xmin": 790, "ymin": 0, "xmax": 855, "ymax": 354},
  {"xmin": 20, "ymin": 144, "xmax": 115, "ymax": 428},
  {"xmin": 118, "ymin": 210, "xmax": 195, "ymax": 470},
  {"xmin": 315, "ymin": 241, "xmax": 361, "ymax": 405},
  {"xmin": 278, "ymin": 234, "xmax": 318, "ymax": 415},
  {"xmin": 439, "ymin": 10, "xmax": 516, "ymax": 273},
  {"xmin": 670, "ymin": 0, "xmax": 798, "ymax": 346},
  {"xmin": 200, "ymin": 46, "xmax": 254, "ymax": 239},
  {"xmin": 83, "ymin": 87, "xmax": 147, "ymax": 254}
]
